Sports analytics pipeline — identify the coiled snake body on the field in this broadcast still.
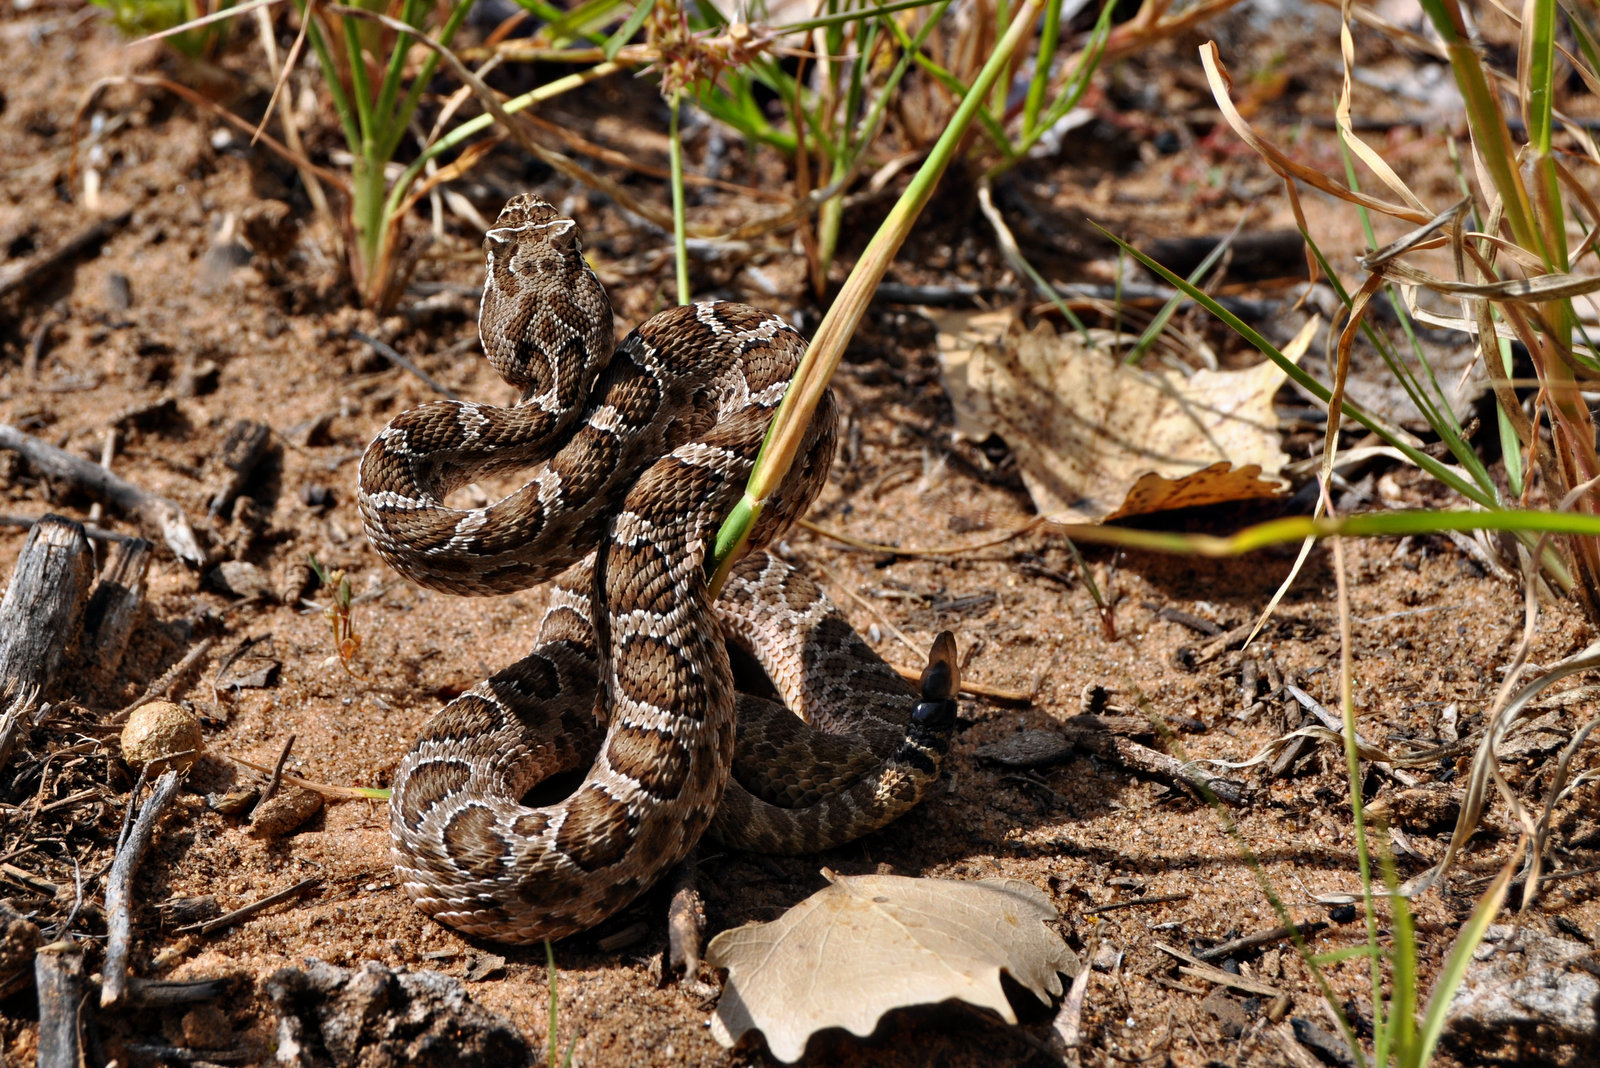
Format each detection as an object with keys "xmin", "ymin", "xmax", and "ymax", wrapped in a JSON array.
[{"xmin": 358, "ymin": 195, "xmax": 957, "ymax": 944}]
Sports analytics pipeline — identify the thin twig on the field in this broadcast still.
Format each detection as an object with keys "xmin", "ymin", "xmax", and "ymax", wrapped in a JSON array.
[
  {"xmin": 114, "ymin": 638, "xmax": 216, "ymax": 723},
  {"xmin": 117, "ymin": 766, "xmax": 151, "ymax": 853},
  {"xmin": 0, "ymin": 514, "xmax": 141, "ymax": 543},
  {"xmin": 176, "ymin": 876, "xmax": 321, "ymax": 935},
  {"xmin": 0, "ymin": 424, "xmax": 206, "ymax": 566},
  {"xmin": 1193, "ymin": 921, "xmax": 1328, "ymax": 963},
  {"xmin": 102, "ymin": 768, "xmax": 182, "ymax": 1007},
  {"xmin": 252, "ymin": 734, "xmax": 296, "ymax": 814},
  {"xmin": 1083, "ymin": 892, "xmax": 1190, "ymax": 915},
  {"xmin": 349, "ymin": 331, "xmax": 460, "ymax": 399}
]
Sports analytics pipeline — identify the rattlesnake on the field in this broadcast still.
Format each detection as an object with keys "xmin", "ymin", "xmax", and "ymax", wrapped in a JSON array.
[{"xmin": 357, "ymin": 194, "xmax": 958, "ymax": 944}]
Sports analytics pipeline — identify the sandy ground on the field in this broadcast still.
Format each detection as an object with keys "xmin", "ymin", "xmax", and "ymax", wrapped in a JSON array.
[{"xmin": 2, "ymin": 3, "xmax": 1598, "ymax": 1065}]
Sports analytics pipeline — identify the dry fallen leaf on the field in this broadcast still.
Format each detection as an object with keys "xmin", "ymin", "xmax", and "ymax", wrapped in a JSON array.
[
  {"xmin": 937, "ymin": 311, "xmax": 1315, "ymax": 523},
  {"xmin": 707, "ymin": 869, "xmax": 1079, "ymax": 1062}
]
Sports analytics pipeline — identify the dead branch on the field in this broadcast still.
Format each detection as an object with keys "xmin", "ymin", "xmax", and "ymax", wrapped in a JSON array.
[
  {"xmin": 101, "ymin": 768, "xmax": 182, "ymax": 1008},
  {"xmin": 175, "ymin": 876, "xmax": 320, "ymax": 936},
  {"xmin": 0, "ymin": 425, "xmax": 206, "ymax": 566}
]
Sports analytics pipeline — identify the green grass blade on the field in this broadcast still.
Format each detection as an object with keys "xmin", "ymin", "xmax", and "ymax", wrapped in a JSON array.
[
  {"xmin": 1022, "ymin": 0, "xmax": 1063, "ymax": 136},
  {"xmin": 1413, "ymin": 845, "xmax": 1521, "ymax": 1066},
  {"xmin": 1527, "ymin": 0, "xmax": 1557, "ymax": 155},
  {"xmin": 710, "ymin": 0, "xmax": 1046, "ymax": 589},
  {"xmin": 1125, "ymin": 218, "xmax": 1242, "ymax": 364},
  {"xmin": 603, "ymin": 0, "xmax": 651, "ymax": 60},
  {"xmin": 669, "ymin": 92, "xmax": 690, "ymax": 305}
]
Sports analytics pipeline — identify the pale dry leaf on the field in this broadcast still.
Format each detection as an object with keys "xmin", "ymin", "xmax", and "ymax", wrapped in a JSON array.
[
  {"xmin": 706, "ymin": 869, "xmax": 1079, "ymax": 1062},
  {"xmin": 936, "ymin": 311, "xmax": 1312, "ymax": 523}
]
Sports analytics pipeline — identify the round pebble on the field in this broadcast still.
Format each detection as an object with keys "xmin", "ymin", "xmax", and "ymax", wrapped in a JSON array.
[{"xmin": 120, "ymin": 701, "xmax": 203, "ymax": 773}]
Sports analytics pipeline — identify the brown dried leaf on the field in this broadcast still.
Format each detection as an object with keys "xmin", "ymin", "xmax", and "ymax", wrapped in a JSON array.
[
  {"xmin": 937, "ymin": 312, "xmax": 1311, "ymax": 523},
  {"xmin": 707, "ymin": 870, "xmax": 1078, "ymax": 1062}
]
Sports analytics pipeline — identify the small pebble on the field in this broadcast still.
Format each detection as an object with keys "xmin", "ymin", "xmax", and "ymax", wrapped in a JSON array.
[
  {"xmin": 120, "ymin": 701, "xmax": 202, "ymax": 773},
  {"xmin": 248, "ymin": 785, "xmax": 324, "ymax": 839}
]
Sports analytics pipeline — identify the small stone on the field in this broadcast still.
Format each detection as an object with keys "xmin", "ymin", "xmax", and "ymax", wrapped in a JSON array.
[
  {"xmin": 207, "ymin": 560, "xmax": 273, "ymax": 601},
  {"xmin": 121, "ymin": 701, "xmax": 203, "ymax": 773},
  {"xmin": 248, "ymin": 786, "xmax": 324, "ymax": 839},
  {"xmin": 105, "ymin": 271, "xmax": 132, "ymax": 311},
  {"xmin": 462, "ymin": 953, "xmax": 506, "ymax": 982}
]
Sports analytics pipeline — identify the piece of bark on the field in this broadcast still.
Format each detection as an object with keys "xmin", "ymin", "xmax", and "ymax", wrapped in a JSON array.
[
  {"xmin": 81, "ymin": 536, "xmax": 152, "ymax": 686},
  {"xmin": 34, "ymin": 940, "xmax": 85, "ymax": 1068},
  {"xmin": 102, "ymin": 769, "xmax": 182, "ymax": 1008},
  {"xmin": 205, "ymin": 420, "xmax": 272, "ymax": 519},
  {"xmin": 0, "ymin": 515, "xmax": 94, "ymax": 695},
  {"xmin": 0, "ymin": 425, "xmax": 206, "ymax": 566},
  {"xmin": 0, "ymin": 688, "xmax": 31, "ymax": 778}
]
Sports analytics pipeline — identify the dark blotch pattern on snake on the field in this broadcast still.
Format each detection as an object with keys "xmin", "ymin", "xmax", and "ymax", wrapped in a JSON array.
[{"xmin": 358, "ymin": 194, "xmax": 958, "ymax": 943}]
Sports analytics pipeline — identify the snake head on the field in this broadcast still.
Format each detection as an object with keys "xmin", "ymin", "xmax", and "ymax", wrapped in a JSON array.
[
  {"xmin": 484, "ymin": 194, "xmax": 580, "ymax": 269},
  {"xmin": 479, "ymin": 194, "xmax": 615, "ymax": 402}
]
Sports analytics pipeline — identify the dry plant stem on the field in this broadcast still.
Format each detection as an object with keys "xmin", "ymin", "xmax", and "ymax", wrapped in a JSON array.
[
  {"xmin": 0, "ymin": 425, "xmax": 206, "ymax": 566},
  {"xmin": 101, "ymin": 768, "xmax": 181, "ymax": 1008},
  {"xmin": 0, "ymin": 516, "xmax": 94, "ymax": 696},
  {"xmin": 253, "ymin": 4, "xmax": 330, "ymax": 223},
  {"xmin": 0, "ymin": 689, "xmax": 29, "ymax": 779},
  {"xmin": 1125, "ymin": 738, "xmax": 1245, "ymax": 805},
  {"xmin": 222, "ymin": 753, "xmax": 380, "ymax": 799},
  {"xmin": 34, "ymin": 940, "xmax": 85, "ymax": 1068},
  {"xmin": 350, "ymin": 330, "xmax": 461, "ymax": 399},
  {"xmin": 0, "ymin": 515, "xmax": 140, "ymax": 543},
  {"xmin": 114, "ymin": 636, "xmax": 216, "ymax": 723},
  {"xmin": 1193, "ymin": 921, "xmax": 1328, "ymax": 962},
  {"xmin": 1153, "ymin": 942, "xmax": 1287, "ymax": 999},
  {"xmin": 176, "ymin": 876, "xmax": 321, "ymax": 936},
  {"xmin": 1284, "ymin": 684, "xmax": 1420, "ymax": 787},
  {"xmin": 254, "ymin": 734, "xmax": 297, "ymax": 812}
]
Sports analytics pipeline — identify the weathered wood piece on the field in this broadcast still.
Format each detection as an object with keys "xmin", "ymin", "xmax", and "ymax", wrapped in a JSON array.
[
  {"xmin": 0, "ymin": 515, "xmax": 94, "ymax": 695},
  {"xmin": 82, "ymin": 536, "xmax": 153, "ymax": 686},
  {"xmin": 102, "ymin": 768, "xmax": 182, "ymax": 1008},
  {"xmin": 0, "ymin": 425, "xmax": 206, "ymax": 566},
  {"xmin": 34, "ymin": 939, "xmax": 85, "ymax": 1068},
  {"xmin": 205, "ymin": 420, "xmax": 273, "ymax": 519}
]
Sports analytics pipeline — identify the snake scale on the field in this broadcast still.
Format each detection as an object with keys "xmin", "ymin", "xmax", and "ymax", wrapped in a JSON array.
[{"xmin": 357, "ymin": 194, "xmax": 958, "ymax": 944}]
